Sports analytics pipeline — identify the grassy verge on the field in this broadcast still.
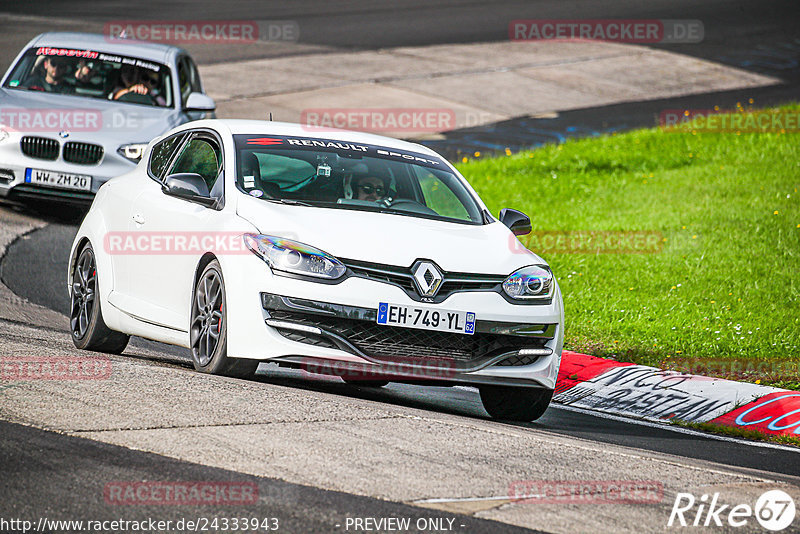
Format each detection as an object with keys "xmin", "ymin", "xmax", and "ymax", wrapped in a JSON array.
[
  {"xmin": 672, "ymin": 420, "xmax": 800, "ymax": 448},
  {"xmin": 456, "ymin": 104, "xmax": 800, "ymax": 388}
]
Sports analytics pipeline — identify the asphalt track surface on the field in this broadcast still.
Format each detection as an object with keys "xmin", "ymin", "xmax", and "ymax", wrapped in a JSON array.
[
  {"xmin": 2, "ymin": 217, "xmax": 800, "ymax": 482},
  {"xmin": 1, "ymin": 2, "xmax": 799, "ymax": 531},
  {"xmin": 0, "ymin": 420, "xmax": 538, "ymax": 534}
]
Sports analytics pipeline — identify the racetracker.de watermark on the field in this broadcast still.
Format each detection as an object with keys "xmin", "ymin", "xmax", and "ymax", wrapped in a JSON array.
[
  {"xmin": 104, "ymin": 20, "xmax": 299, "ymax": 44},
  {"xmin": 0, "ymin": 108, "xmax": 102, "ymax": 133},
  {"xmin": 104, "ymin": 232, "xmax": 253, "ymax": 256},
  {"xmin": 301, "ymin": 108, "xmax": 457, "ymax": 134},
  {"xmin": 0, "ymin": 356, "xmax": 111, "ymax": 380},
  {"xmin": 509, "ymin": 480, "xmax": 664, "ymax": 504},
  {"xmin": 0, "ymin": 107, "xmax": 167, "ymax": 134},
  {"xmin": 299, "ymin": 357, "xmax": 457, "ymax": 382},
  {"xmin": 665, "ymin": 358, "xmax": 800, "ymax": 381},
  {"xmin": 509, "ymin": 19, "xmax": 703, "ymax": 43},
  {"xmin": 659, "ymin": 109, "xmax": 800, "ymax": 133},
  {"xmin": 510, "ymin": 231, "xmax": 664, "ymax": 255},
  {"xmin": 104, "ymin": 481, "xmax": 258, "ymax": 506}
]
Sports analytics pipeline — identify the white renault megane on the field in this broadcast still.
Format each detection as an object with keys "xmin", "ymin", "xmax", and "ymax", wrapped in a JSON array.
[{"xmin": 68, "ymin": 119, "xmax": 564, "ymax": 421}]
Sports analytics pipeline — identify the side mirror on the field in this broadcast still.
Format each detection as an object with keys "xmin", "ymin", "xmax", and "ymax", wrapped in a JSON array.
[
  {"xmin": 163, "ymin": 173, "xmax": 216, "ymax": 207},
  {"xmin": 499, "ymin": 208, "xmax": 532, "ymax": 236},
  {"xmin": 184, "ymin": 92, "xmax": 216, "ymax": 112}
]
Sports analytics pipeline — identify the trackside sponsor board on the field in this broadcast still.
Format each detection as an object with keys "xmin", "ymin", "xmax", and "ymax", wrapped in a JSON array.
[
  {"xmin": 553, "ymin": 359, "xmax": 782, "ymax": 422},
  {"xmin": 554, "ymin": 351, "xmax": 631, "ymax": 395},
  {"xmin": 555, "ymin": 352, "xmax": 800, "ymax": 437},
  {"xmin": 709, "ymin": 392, "xmax": 800, "ymax": 436}
]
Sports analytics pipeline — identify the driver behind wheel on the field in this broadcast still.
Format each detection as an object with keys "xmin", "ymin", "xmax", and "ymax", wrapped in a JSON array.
[
  {"xmin": 342, "ymin": 162, "xmax": 393, "ymax": 202},
  {"xmin": 110, "ymin": 64, "xmax": 164, "ymax": 105}
]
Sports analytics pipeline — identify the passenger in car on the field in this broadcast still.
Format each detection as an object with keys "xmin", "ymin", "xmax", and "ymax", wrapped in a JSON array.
[{"xmin": 71, "ymin": 60, "xmax": 104, "ymax": 94}]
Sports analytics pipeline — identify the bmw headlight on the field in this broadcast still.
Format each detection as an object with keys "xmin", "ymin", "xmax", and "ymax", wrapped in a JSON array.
[
  {"xmin": 117, "ymin": 143, "xmax": 148, "ymax": 163},
  {"xmin": 503, "ymin": 265, "xmax": 553, "ymax": 300},
  {"xmin": 243, "ymin": 234, "xmax": 346, "ymax": 280}
]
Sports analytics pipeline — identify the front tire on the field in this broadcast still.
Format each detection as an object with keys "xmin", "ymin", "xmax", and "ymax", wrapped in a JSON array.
[
  {"xmin": 190, "ymin": 260, "xmax": 258, "ymax": 378},
  {"xmin": 479, "ymin": 386, "xmax": 553, "ymax": 421},
  {"xmin": 70, "ymin": 244, "xmax": 129, "ymax": 354}
]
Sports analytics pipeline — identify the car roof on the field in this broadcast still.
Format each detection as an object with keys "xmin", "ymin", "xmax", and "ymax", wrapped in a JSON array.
[
  {"xmin": 186, "ymin": 119, "xmax": 445, "ymax": 158},
  {"xmin": 28, "ymin": 32, "xmax": 185, "ymax": 65}
]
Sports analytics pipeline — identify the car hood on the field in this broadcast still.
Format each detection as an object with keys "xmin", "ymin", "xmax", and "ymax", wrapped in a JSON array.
[
  {"xmin": 0, "ymin": 88, "xmax": 182, "ymax": 144},
  {"xmin": 235, "ymin": 195, "xmax": 545, "ymax": 275}
]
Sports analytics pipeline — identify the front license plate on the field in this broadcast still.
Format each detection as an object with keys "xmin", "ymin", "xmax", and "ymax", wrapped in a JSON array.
[
  {"xmin": 25, "ymin": 168, "xmax": 91, "ymax": 191},
  {"xmin": 377, "ymin": 302, "xmax": 475, "ymax": 335}
]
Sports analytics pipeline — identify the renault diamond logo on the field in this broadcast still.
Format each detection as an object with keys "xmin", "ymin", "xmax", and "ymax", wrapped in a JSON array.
[{"xmin": 412, "ymin": 261, "xmax": 443, "ymax": 298}]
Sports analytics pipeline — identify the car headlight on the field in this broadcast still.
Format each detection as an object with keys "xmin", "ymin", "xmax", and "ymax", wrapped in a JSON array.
[
  {"xmin": 243, "ymin": 234, "xmax": 346, "ymax": 280},
  {"xmin": 117, "ymin": 143, "xmax": 148, "ymax": 163},
  {"xmin": 503, "ymin": 265, "xmax": 554, "ymax": 300}
]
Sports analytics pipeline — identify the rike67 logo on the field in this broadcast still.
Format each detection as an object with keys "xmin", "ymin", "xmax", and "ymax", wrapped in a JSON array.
[{"xmin": 668, "ymin": 490, "xmax": 796, "ymax": 531}]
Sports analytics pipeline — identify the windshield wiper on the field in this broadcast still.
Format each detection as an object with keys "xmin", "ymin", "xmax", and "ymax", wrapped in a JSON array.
[{"xmin": 262, "ymin": 197, "xmax": 315, "ymax": 207}]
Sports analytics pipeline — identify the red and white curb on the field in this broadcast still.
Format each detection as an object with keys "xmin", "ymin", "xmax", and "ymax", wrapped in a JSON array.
[{"xmin": 553, "ymin": 351, "xmax": 800, "ymax": 437}]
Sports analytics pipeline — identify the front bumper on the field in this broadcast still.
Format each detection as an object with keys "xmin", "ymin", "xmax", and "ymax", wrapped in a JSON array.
[
  {"xmin": 259, "ymin": 292, "xmax": 562, "ymax": 389},
  {"xmin": 0, "ymin": 135, "xmax": 135, "ymax": 202}
]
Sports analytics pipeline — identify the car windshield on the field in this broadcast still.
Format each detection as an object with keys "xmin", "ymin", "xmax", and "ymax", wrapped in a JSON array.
[
  {"xmin": 3, "ymin": 47, "xmax": 173, "ymax": 108},
  {"xmin": 233, "ymin": 134, "xmax": 485, "ymax": 224}
]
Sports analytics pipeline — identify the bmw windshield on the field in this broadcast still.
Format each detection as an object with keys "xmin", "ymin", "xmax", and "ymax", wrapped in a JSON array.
[
  {"xmin": 234, "ymin": 134, "xmax": 485, "ymax": 225},
  {"xmin": 3, "ymin": 47, "xmax": 173, "ymax": 107}
]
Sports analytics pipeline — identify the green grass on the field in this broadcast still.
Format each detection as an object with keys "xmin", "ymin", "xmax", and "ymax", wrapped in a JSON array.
[
  {"xmin": 672, "ymin": 420, "xmax": 800, "ymax": 448},
  {"xmin": 456, "ymin": 104, "xmax": 800, "ymax": 386}
]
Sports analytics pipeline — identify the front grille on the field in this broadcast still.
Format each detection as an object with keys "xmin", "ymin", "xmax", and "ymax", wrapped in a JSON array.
[
  {"xmin": 267, "ymin": 309, "xmax": 547, "ymax": 364},
  {"xmin": 495, "ymin": 353, "xmax": 540, "ymax": 366},
  {"xmin": 342, "ymin": 258, "xmax": 504, "ymax": 300},
  {"xmin": 346, "ymin": 261, "xmax": 415, "ymax": 292},
  {"xmin": 63, "ymin": 142, "xmax": 103, "ymax": 165},
  {"xmin": 20, "ymin": 136, "xmax": 59, "ymax": 160}
]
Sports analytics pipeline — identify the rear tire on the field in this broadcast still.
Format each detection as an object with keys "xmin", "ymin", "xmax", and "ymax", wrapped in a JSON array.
[
  {"xmin": 70, "ymin": 243, "xmax": 129, "ymax": 354},
  {"xmin": 190, "ymin": 260, "xmax": 259, "ymax": 378},
  {"xmin": 479, "ymin": 386, "xmax": 553, "ymax": 421}
]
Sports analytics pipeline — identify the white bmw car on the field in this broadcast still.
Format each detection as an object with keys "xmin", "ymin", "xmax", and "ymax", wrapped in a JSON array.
[{"xmin": 68, "ymin": 119, "xmax": 564, "ymax": 421}]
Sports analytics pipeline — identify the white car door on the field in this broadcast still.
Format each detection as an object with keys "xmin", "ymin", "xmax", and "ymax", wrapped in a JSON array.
[
  {"xmin": 106, "ymin": 132, "xmax": 187, "ymax": 315},
  {"xmin": 124, "ymin": 130, "xmax": 227, "ymax": 331}
]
